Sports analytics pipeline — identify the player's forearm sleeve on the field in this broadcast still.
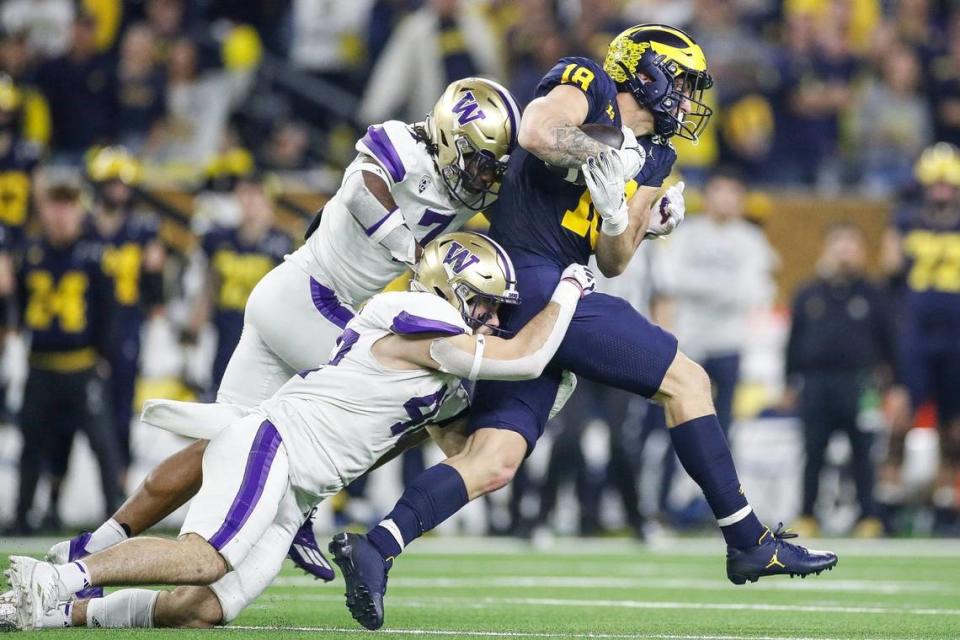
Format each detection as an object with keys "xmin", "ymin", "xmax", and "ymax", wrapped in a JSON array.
[
  {"xmin": 342, "ymin": 168, "xmax": 417, "ymax": 265},
  {"xmin": 429, "ymin": 280, "xmax": 581, "ymax": 381}
]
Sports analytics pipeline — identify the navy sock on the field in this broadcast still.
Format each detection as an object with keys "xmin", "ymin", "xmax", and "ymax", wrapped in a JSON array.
[
  {"xmin": 367, "ymin": 463, "xmax": 469, "ymax": 561},
  {"xmin": 669, "ymin": 414, "xmax": 766, "ymax": 549}
]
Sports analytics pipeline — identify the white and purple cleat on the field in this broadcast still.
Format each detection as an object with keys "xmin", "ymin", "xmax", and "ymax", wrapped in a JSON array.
[
  {"xmin": 45, "ymin": 532, "xmax": 103, "ymax": 600},
  {"xmin": 287, "ymin": 509, "xmax": 336, "ymax": 582}
]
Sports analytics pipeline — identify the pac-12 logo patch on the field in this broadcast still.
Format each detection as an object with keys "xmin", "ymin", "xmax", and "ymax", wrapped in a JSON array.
[
  {"xmin": 442, "ymin": 241, "xmax": 480, "ymax": 274},
  {"xmin": 418, "ymin": 175, "xmax": 430, "ymax": 193},
  {"xmin": 452, "ymin": 91, "xmax": 486, "ymax": 126}
]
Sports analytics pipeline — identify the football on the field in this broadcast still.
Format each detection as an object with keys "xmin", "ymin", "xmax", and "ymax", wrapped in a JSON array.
[{"xmin": 546, "ymin": 123, "xmax": 624, "ymax": 185}]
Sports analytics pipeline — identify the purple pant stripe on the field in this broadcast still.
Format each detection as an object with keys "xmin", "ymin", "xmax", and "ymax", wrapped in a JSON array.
[
  {"xmin": 310, "ymin": 278, "xmax": 355, "ymax": 329},
  {"xmin": 208, "ymin": 420, "xmax": 282, "ymax": 551},
  {"xmin": 361, "ymin": 125, "xmax": 406, "ymax": 182}
]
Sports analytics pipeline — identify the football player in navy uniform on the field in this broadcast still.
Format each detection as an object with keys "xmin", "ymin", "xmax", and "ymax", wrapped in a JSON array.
[
  {"xmin": 86, "ymin": 146, "xmax": 166, "ymax": 476},
  {"xmin": 186, "ymin": 173, "xmax": 292, "ymax": 392},
  {"xmin": 0, "ymin": 75, "xmax": 41, "ymax": 421},
  {"xmin": 333, "ymin": 25, "xmax": 838, "ymax": 630},
  {"xmin": 9, "ymin": 180, "xmax": 123, "ymax": 534},
  {"xmin": 881, "ymin": 142, "xmax": 960, "ymax": 532},
  {"xmin": 0, "ymin": 75, "xmax": 41, "ymax": 247}
]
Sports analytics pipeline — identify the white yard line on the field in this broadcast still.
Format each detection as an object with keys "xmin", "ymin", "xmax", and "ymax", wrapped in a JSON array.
[
  {"xmin": 3, "ymin": 536, "xmax": 960, "ymax": 558},
  {"xmin": 259, "ymin": 593, "xmax": 960, "ymax": 618},
  {"xmin": 228, "ymin": 625, "xmax": 922, "ymax": 640},
  {"xmin": 405, "ymin": 537, "xmax": 960, "ymax": 558},
  {"xmin": 272, "ymin": 575, "xmax": 958, "ymax": 595}
]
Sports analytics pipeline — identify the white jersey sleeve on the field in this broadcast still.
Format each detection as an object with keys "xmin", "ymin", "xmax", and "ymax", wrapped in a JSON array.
[
  {"xmin": 358, "ymin": 290, "xmax": 471, "ymax": 340},
  {"xmin": 259, "ymin": 291, "xmax": 471, "ymax": 499},
  {"xmin": 287, "ymin": 121, "xmax": 482, "ymax": 307},
  {"xmin": 354, "ymin": 122, "xmax": 409, "ymax": 189}
]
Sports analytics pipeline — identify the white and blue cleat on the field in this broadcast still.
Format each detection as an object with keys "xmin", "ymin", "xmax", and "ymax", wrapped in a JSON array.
[{"xmin": 287, "ymin": 508, "xmax": 336, "ymax": 582}]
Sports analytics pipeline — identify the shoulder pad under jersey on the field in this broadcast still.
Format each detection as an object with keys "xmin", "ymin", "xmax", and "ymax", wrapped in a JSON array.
[
  {"xmin": 355, "ymin": 121, "xmax": 425, "ymax": 186},
  {"xmin": 360, "ymin": 291, "xmax": 470, "ymax": 337}
]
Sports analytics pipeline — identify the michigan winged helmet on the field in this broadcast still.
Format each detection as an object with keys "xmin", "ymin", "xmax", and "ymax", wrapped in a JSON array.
[
  {"xmin": 412, "ymin": 231, "xmax": 520, "ymax": 331},
  {"xmin": 604, "ymin": 24, "xmax": 714, "ymax": 141},
  {"xmin": 424, "ymin": 78, "xmax": 521, "ymax": 211},
  {"xmin": 85, "ymin": 146, "xmax": 143, "ymax": 186},
  {"xmin": 915, "ymin": 142, "xmax": 960, "ymax": 187}
]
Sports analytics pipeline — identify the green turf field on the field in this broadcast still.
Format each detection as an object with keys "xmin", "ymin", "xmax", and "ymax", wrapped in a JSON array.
[{"xmin": 2, "ymin": 536, "xmax": 959, "ymax": 639}]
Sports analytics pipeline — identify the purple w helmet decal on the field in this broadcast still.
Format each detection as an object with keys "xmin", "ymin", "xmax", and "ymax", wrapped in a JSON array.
[
  {"xmin": 452, "ymin": 91, "xmax": 486, "ymax": 126},
  {"xmin": 442, "ymin": 241, "xmax": 481, "ymax": 273}
]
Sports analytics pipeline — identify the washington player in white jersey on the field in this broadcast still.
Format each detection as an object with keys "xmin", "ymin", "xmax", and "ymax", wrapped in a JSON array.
[
  {"xmin": 41, "ymin": 77, "xmax": 523, "ymax": 586},
  {"xmin": 2, "ymin": 232, "xmax": 595, "ymax": 630}
]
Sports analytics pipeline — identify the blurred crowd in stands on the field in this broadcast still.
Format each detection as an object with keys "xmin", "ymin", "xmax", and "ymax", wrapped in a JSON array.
[
  {"xmin": 2, "ymin": 0, "xmax": 960, "ymax": 192},
  {"xmin": 0, "ymin": 0, "xmax": 958, "ymax": 539}
]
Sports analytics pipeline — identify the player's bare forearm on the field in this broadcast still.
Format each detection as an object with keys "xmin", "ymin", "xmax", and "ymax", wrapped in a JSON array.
[
  {"xmin": 488, "ymin": 301, "xmax": 562, "ymax": 358},
  {"xmin": 518, "ymin": 87, "xmax": 595, "ymax": 168},
  {"xmin": 535, "ymin": 126, "xmax": 610, "ymax": 168},
  {"xmin": 595, "ymin": 187, "xmax": 655, "ymax": 277}
]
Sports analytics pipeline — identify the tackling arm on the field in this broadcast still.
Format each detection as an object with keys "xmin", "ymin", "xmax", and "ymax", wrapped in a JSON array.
[
  {"xmin": 413, "ymin": 265, "xmax": 593, "ymax": 381},
  {"xmin": 342, "ymin": 158, "xmax": 419, "ymax": 266}
]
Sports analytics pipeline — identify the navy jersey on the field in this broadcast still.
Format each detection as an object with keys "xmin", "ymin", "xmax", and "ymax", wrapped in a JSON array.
[
  {"xmin": 202, "ymin": 225, "xmax": 292, "ymax": 326},
  {"xmin": 17, "ymin": 233, "xmax": 114, "ymax": 365},
  {"xmin": 0, "ymin": 140, "xmax": 41, "ymax": 247},
  {"xmin": 894, "ymin": 204, "xmax": 960, "ymax": 343},
  {"xmin": 489, "ymin": 56, "xmax": 677, "ymax": 267},
  {"xmin": 97, "ymin": 213, "xmax": 161, "ymax": 312}
]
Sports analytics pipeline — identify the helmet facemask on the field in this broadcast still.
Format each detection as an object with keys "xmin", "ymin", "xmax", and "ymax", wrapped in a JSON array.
[
  {"xmin": 618, "ymin": 50, "xmax": 713, "ymax": 142},
  {"xmin": 452, "ymin": 281, "xmax": 518, "ymax": 335},
  {"xmin": 425, "ymin": 78, "xmax": 519, "ymax": 212},
  {"xmin": 439, "ymin": 134, "xmax": 508, "ymax": 212}
]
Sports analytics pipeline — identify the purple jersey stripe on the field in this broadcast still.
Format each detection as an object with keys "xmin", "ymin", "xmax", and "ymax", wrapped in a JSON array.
[
  {"xmin": 364, "ymin": 207, "xmax": 398, "ymax": 237},
  {"xmin": 391, "ymin": 311, "xmax": 465, "ymax": 336},
  {"xmin": 362, "ymin": 125, "xmax": 405, "ymax": 183},
  {"xmin": 209, "ymin": 420, "xmax": 282, "ymax": 551},
  {"xmin": 310, "ymin": 278, "xmax": 355, "ymax": 329}
]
